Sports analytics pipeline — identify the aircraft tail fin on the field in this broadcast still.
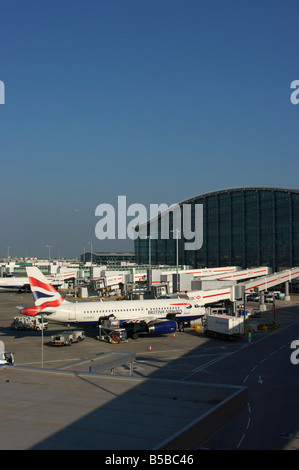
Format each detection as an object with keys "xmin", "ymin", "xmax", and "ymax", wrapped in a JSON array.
[{"xmin": 21, "ymin": 267, "xmax": 67, "ymax": 316}]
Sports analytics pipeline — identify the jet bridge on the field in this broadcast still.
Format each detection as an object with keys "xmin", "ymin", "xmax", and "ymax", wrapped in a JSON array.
[
  {"xmin": 191, "ymin": 267, "xmax": 272, "ymax": 292},
  {"xmin": 187, "ymin": 267, "xmax": 299, "ymax": 310},
  {"xmin": 240, "ymin": 267, "xmax": 299, "ymax": 310},
  {"xmin": 195, "ymin": 267, "xmax": 272, "ymax": 282},
  {"xmin": 239, "ymin": 267, "xmax": 299, "ymax": 294},
  {"xmin": 187, "ymin": 286, "xmax": 233, "ymax": 304}
]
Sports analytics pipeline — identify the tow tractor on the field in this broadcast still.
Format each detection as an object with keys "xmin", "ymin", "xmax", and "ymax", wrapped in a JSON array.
[
  {"xmin": 50, "ymin": 330, "xmax": 85, "ymax": 346},
  {"xmin": 97, "ymin": 318, "xmax": 128, "ymax": 343},
  {"xmin": 0, "ymin": 340, "xmax": 14, "ymax": 366}
]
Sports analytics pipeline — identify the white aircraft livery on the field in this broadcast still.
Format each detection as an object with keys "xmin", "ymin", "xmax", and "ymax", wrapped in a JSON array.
[
  {"xmin": 0, "ymin": 272, "xmax": 75, "ymax": 292},
  {"xmin": 19, "ymin": 267, "xmax": 205, "ymax": 336}
]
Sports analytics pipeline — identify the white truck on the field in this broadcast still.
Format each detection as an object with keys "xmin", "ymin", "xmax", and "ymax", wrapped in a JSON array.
[
  {"xmin": 51, "ymin": 330, "xmax": 85, "ymax": 346},
  {"xmin": 11, "ymin": 316, "xmax": 48, "ymax": 331},
  {"xmin": 204, "ymin": 314, "xmax": 244, "ymax": 340}
]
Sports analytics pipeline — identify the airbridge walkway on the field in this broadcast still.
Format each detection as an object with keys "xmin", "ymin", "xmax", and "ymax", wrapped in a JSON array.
[{"xmin": 186, "ymin": 267, "xmax": 299, "ymax": 310}]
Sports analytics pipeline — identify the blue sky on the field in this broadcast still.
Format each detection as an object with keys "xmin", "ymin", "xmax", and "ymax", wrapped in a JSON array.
[{"xmin": 0, "ymin": 0, "xmax": 298, "ymax": 258}]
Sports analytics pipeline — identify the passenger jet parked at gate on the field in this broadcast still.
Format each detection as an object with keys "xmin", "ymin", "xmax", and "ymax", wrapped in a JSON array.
[
  {"xmin": 17, "ymin": 267, "xmax": 205, "ymax": 336},
  {"xmin": 0, "ymin": 272, "xmax": 75, "ymax": 292}
]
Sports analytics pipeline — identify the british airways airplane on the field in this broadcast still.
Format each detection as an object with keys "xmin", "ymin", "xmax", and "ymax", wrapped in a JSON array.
[
  {"xmin": 0, "ymin": 271, "xmax": 76, "ymax": 292},
  {"xmin": 18, "ymin": 267, "xmax": 206, "ymax": 336}
]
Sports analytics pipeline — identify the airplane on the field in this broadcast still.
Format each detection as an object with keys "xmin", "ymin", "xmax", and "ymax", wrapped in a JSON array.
[
  {"xmin": 17, "ymin": 267, "xmax": 206, "ymax": 337},
  {"xmin": 0, "ymin": 271, "xmax": 76, "ymax": 292}
]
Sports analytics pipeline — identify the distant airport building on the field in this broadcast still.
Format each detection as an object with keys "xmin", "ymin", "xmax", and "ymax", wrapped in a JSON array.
[
  {"xmin": 134, "ymin": 187, "xmax": 299, "ymax": 272},
  {"xmin": 81, "ymin": 252, "xmax": 135, "ymax": 266}
]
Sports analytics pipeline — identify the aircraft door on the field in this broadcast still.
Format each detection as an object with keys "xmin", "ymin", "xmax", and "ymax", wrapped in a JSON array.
[{"xmin": 68, "ymin": 304, "xmax": 76, "ymax": 321}]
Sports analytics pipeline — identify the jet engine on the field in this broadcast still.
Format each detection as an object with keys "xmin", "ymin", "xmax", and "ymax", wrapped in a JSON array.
[{"xmin": 147, "ymin": 320, "xmax": 177, "ymax": 335}]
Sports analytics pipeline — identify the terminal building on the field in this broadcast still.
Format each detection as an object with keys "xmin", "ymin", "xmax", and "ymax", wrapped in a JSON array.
[
  {"xmin": 81, "ymin": 252, "xmax": 135, "ymax": 266},
  {"xmin": 134, "ymin": 187, "xmax": 299, "ymax": 272}
]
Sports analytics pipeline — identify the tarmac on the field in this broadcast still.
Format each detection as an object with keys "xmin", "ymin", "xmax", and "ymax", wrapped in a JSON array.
[
  {"xmin": 0, "ymin": 290, "xmax": 249, "ymax": 450},
  {"xmin": 0, "ymin": 364, "xmax": 246, "ymax": 450}
]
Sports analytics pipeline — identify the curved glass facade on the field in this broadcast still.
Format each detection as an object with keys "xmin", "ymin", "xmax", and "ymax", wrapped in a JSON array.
[{"xmin": 134, "ymin": 188, "xmax": 299, "ymax": 271}]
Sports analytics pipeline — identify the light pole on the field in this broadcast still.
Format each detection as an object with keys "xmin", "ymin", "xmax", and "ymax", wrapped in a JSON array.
[
  {"xmin": 144, "ymin": 235, "xmax": 152, "ymax": 268},
  {"xmin": 143, "ymin": 235, "xmax": 153, "ymax": 294},
  {"xmin": 88, "ymin": 241, "xmax": 93, "ymax": 279},
  {"xmin": 171, "ymin": 229, "xmax": 180, "ymax": 293},
  {"xmin": 46, "ymin": 245, "xmax": 52, "ymax": 262},
  {"xmin": 46, "ymin": 245, "xmax": 52, "ymax": 275}
]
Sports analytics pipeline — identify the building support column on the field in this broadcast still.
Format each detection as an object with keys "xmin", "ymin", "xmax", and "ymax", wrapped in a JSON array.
[
  {"xmin": 285, "ymin": 281, "xmax": 291, "ymax": 301},
  {"xmin": 259, "ymin": 291, "xmax": 267, "ymax": 311}
]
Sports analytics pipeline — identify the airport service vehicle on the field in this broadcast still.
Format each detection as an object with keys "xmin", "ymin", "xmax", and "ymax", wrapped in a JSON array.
[
  {"xmin": 17, "ymin": 268, "xmax": 205, "ymax": 338},
  {"xmin": 0, "ymin": 340, "xmax": 14, "ymax": 366},
  {"xmin": 11, "ymin": 315, "xmax": 48, "ymax": 331},
  {"xmin": 274, "ymin": 292, "xmax": 285, "ymax": 300},
  {"xmin": 98, "ymin": 319, "xmax": 128, "ymax": 343},
  {"xmin": 204, "ymin": 314, "xmax": 244, "ymax": 340},
  {"xmin": 246, "ymin": 293, "xmax": 260, "ymax": 302},
  {"xmin": 265, "ymin": 294, "xmax": 274, "ymax": 302},
  {"xmin": 51, "ymin": 330, "xmax": 85, "ymax": 346}
]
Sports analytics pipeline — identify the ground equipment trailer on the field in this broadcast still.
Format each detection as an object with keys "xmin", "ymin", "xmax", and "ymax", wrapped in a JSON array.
[
  {"xmin": 51, "ymin": 330, "xmax": 85, "ymax": 346},
  {"xmin": 98, "ymin": 319, "xmax": 128, "ymax": 343},
  {"xmin": 11, "ymin": 316, "xmax": 48, "ymax": 331},
  {"xmin": 204, "ymin": 314, "xmax": 244, "ymax": 340}
]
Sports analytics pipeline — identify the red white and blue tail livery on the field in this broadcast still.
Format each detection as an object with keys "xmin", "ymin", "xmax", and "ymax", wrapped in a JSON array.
[{"xmin": 19, "ymin": 267, "xmax": 68, "ymax": 317}]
